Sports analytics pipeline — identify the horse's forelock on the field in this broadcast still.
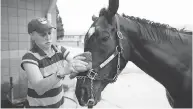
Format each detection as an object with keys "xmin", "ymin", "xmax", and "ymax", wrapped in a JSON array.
[{"xmin": 99, "ymin": 8, "xmax": 108, "ymax": 17}]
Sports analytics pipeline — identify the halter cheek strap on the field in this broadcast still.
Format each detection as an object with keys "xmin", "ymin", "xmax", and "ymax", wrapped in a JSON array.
[{"xmin": 115, "ymin": 14, "xmax": 126, "ymax": 60}]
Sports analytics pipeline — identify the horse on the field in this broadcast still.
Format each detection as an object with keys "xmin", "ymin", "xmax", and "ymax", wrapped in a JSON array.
[{"xmin": 75, "ymin": 0, "xmax": 192, "ymax": 108}]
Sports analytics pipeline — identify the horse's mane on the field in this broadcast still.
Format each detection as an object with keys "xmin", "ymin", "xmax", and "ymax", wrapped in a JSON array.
[
  {"xmin": 97, "ymin": 8, "xmax": 192, "ymax": 43},
  {"xmin": 122, "ymin": 13, "xmax": 180, "ymax": 32},
  {"xmin": 121, "ymin": 13, "xmax": 192, "ymax": 43}
]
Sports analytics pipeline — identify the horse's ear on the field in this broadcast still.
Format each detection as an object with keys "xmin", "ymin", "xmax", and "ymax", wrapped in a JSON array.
[
  {"xmin": 92, "ymin": 15, "xmax": 98, "ymax": 21},
  {"xmin": 107, "ymin": 0, "xmax": 119, "ymax": 18}
]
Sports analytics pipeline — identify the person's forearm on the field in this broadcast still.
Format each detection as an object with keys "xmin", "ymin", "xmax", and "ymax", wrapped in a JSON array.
[
  {"xmin": 32, "ymin": 73, "xmax": 61, "ymax": 95},
  {"xmin": 66, "ymin": 55, "xmax": 73, "ymax": 63},
  {"xmin": 64, "ymin": 59, "xmax": 77, "ymax": 74}
]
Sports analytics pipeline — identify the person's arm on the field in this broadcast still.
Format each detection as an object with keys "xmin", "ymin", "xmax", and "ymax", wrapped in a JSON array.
[
  {"xmin": 23, "ymin": 63, "xmax": 60, "ymax": 95},
  {"xmin": 60, "ymin": 45, "xmax": 86, "ymax": 62},
  {"xmin": 65, "ymin": 53, "xmax": 74, "ymax": 62},
  {"xmin": 61, "ymin": 46, "xmax": 88, "ymax": 73},
  {"xmin": 21, "ymin": 52, "xmax": 62, "ymax": 95}
]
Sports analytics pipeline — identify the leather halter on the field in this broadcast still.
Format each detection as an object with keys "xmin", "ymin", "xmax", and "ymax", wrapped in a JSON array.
[
  {"xmin": 76, "ymin": 14, "xmax": 124, "ymax": 106},
  {"xmin": 77, "ymin": 14, "xmax": 124, "ymax": 82}
]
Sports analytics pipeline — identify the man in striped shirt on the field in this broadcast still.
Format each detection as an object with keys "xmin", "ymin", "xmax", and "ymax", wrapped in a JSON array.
[{"xmin": 21, "ymin": 18, "xmax": 89, "ymax": 108}]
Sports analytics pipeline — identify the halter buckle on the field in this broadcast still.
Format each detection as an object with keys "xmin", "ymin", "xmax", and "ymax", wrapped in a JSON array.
[
  {"xmin": 117, "ymin": 31, "xmax": 123, "ymax": 39},
  {"xmin": 116, "ymin": 46, "xmax": 123, "ymax": 53},
  {"xmin": 87, "ymin": 69, "xmax": 97, "ymax": 80}
]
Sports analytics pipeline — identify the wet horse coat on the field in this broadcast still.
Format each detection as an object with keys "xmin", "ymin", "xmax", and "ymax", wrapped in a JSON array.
[{"xmin": 75, "ymin": 0, "xmax": 192, "ymax": 108}]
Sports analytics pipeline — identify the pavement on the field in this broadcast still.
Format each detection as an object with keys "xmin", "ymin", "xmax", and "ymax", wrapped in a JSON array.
[{"xmin": 59, "ymin": 44, "xmax": 172, "ymax": 108}]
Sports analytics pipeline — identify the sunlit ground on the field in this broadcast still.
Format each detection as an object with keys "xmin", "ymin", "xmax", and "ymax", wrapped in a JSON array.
[{"xmin": 58, "ymin": 43, "xmax": 172, "ymax": 108}]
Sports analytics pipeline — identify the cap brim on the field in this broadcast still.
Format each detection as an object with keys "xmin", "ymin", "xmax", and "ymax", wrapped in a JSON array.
[{"xmin": 36, "ymin": 26, "xmax": 56, "ymax": 34}]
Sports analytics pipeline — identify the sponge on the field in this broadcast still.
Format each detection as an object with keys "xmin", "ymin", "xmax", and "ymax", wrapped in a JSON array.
[{"xmin": 69, "ymin": 51, "xmax": 92, "ymax": 79}]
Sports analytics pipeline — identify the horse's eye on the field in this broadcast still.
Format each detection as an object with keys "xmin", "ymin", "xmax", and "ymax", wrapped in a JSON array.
[
  {"xmin": 111, "ymin": 28, "xmax": 116, "ymax": 32},
  {"xmin": 102, "ymin": 36, "xmax": 109, "ymax": 42},
  {"xmin": 101, "ymin": 31, "xmax": 110, "ymax": 42}
]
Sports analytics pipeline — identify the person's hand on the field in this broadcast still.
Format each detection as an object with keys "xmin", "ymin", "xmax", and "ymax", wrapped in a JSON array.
[
  {"xmin": 69, "ymin": 51, "xmax": 92, "ymax": 79},
  {"xmin": 70, "ymin": 57, "xmax": 88, "ymax": 73},
  {"xmin": 68, "ymin": 58, "xmax": 88, "ymax": 79},
  {"xmin": 57, "ymin": 60, "xmax": 71, "ymax": 77}
]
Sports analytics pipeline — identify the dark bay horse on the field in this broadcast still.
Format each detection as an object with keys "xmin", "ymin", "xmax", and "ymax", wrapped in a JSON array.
[{"xmin": 75, "ymin": 0, "xmax": 192, "ymax": 108}]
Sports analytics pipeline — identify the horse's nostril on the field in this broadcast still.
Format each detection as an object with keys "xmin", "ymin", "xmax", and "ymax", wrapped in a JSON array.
[
  {"xmin": 79, "ymin": 87, "xmax": 88, "ymax": 105},
  {"xmin": 80, "ymin": 88, "xmax": 84, "ymax": 94},
  {"xmin": 80, "ymin": 88, "xmax": 85, "ymax": 99}
]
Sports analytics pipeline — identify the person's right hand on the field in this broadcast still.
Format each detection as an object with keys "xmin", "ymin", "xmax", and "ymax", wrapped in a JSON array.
[
  {"xmin": 70, "ymin": 57, "xmax": 88, "ymax": 73},
  {"xmin": 69, "ymin": 51, "xmax": 92, "ymax": 79}
]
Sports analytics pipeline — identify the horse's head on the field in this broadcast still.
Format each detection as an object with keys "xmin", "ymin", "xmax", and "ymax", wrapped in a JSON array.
[{"xmin": 75, "ymin": 0, "xmax": 139, "ymax": 107}]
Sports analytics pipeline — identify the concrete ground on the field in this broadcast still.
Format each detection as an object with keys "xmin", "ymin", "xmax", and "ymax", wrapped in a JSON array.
[{"xmin": 59, "ymin": 44, "xmax": 172, "ymax": 108}]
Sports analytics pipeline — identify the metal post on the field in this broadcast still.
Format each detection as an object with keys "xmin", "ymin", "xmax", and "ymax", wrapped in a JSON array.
[{"xmin": 9, "ymin": 77, "xmax": 13, "ymax": 103}]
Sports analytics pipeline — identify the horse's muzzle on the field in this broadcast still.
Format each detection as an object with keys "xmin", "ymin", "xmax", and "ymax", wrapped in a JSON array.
[
  {"xmin": 76, "ymin": 87, "xmax": 88, "ymax": 106},
  {"xmin": 76, "ymin": 87, "xmax": 98, "ymax": 107}
]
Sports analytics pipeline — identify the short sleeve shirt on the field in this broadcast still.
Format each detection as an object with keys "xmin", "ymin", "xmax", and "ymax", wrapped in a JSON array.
[{"xmin": 21, "ymin": 43, "xmax": 70, "ymax": 108}]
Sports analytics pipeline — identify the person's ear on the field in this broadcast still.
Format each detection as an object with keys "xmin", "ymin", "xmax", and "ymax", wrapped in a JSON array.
[
  {"xmin": 30, "ymin": 31, "xmax": 36, "ymax": 37},
  {"xmin": 29, "ymin": 32, "xmax": 36, "ymax": 40}
]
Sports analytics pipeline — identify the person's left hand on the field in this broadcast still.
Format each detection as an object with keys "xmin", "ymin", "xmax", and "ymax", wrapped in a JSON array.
[{"xmin": 57, "ymin": 60, "xmax": 71, "ymax": 76}]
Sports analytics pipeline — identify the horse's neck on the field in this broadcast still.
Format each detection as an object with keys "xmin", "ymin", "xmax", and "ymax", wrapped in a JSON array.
[
  {"xmin": 121, "ymin": 16, "xmax": 191, "ymax": 89},
  {"xmin": 130, "ymin": 40, "xmax": 190, "ymax": 91},
  {"xmin": 130, "ymin": 48, "xmax": 170, "ymax": 86}
]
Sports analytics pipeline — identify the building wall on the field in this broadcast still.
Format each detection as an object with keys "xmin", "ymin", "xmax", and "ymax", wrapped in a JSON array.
[{"xmin": 1, "ymin": 0, "xmax": 57, "ymax": 100}]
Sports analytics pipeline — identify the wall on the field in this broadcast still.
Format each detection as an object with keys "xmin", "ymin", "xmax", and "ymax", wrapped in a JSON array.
[{"xmin": 1, "ymin": 0, "xmax": 57, "ymax": 101}]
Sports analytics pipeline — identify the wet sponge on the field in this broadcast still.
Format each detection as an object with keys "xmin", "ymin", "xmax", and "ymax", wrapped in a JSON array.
[{"xmin": 69, "ymin": 51, "xmax": 92, "ymax": 79}]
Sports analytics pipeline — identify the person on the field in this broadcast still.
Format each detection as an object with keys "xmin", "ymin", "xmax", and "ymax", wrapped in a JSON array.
[{"xmin": 21, "ymin": 17, "xmax": 89, "ymax": 108}]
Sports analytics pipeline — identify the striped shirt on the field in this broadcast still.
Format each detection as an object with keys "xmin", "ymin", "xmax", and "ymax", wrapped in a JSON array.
[{"xmin": 21, "ymin": 43, "xmax": 70, "ymax": 108}]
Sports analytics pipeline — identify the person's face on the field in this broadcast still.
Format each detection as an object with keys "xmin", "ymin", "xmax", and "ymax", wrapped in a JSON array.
[{"xmin": 31, "ymin": 29, "xmax": 53, "ymax": 49}]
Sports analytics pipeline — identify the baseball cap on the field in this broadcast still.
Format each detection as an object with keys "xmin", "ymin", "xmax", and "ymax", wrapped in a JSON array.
[{"xmin": 28, "ymin": 18, "xmax": 56, "ymax": 34}]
